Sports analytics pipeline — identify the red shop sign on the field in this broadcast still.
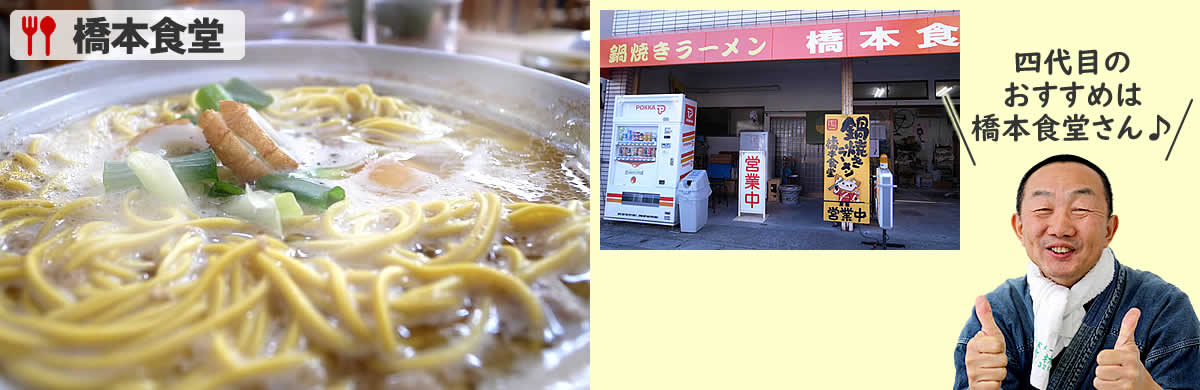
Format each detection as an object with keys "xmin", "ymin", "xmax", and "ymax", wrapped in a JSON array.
[{"xmin": 602, "ymin": 15, "xmax": 959, "ymax": 68}]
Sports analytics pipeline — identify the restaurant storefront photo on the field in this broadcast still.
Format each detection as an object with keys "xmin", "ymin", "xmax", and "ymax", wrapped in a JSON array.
[{"xmin": 600, "ymin": 10, "xmax": 961, "ymax": 250}]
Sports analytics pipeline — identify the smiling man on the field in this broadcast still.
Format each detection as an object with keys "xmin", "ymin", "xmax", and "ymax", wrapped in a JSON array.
[{"xmin": 953, "ymin": 154, "xmax": 1200, "ymax": 390}]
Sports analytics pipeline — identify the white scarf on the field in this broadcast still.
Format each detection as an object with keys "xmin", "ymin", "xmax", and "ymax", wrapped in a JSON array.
[{"xmin": 1025, "ymin": 247, "xmax": 1115, "ymax": 389}]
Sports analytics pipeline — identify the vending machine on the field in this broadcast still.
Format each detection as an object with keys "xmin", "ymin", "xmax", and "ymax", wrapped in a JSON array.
[{"xmin": 603, "ymin": 94, "xmax": 698, "ymax": 225}]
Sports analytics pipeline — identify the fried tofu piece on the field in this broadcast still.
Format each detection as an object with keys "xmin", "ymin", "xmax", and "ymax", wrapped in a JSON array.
[
  {"xmin": 219, "ymin": 100, "xmax": 299, "ymax": 171},
  {"xmin": 198, "ymin": 109, "xmax": 272, "ymax": 181}
]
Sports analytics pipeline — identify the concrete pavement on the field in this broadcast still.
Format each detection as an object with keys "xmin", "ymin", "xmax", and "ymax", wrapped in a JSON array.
[{"xmin": 600, "ymin": 189, "xmax": 960, "ymax": 250}]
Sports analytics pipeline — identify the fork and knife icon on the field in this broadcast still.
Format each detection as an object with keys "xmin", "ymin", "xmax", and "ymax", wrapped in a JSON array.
[{"xmin": 20, "ymin": 15, "xmax": 57, "ymax": 56}]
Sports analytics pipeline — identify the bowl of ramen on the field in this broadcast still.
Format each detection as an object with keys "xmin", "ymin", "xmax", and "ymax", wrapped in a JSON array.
[{"xmin": 0, "ymin": 41, "xmax": 589, "ymax": 389}]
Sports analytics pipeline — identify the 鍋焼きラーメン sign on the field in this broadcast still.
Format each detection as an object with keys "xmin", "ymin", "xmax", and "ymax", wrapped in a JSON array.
[
  {"xmin": 823, "ymin": 114, "xmax": 871, "ymax": 224},
  {"xmin": 602, "ymin": 14, "xmax": 958, "ymax": 68}
]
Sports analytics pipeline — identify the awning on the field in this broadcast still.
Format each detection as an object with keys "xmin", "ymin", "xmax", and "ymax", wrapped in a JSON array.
[{"xmin": 601, "ymin": 14, "xmax": 959, "ymax": 68}]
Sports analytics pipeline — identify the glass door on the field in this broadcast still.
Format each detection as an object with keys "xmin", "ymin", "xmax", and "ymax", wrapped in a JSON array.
[{"xmin": 614, "ymin": 125, "xmax": 658, "ymax": 167}]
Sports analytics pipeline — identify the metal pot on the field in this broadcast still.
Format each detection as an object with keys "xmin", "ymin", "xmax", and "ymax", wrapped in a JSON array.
[
  {"xmin": 0, "ymin": 40, "xmax": 589, "ymax": 166},
  {"xmin": 0, "ymin": 40, "xmax": 589, "ymax": 390}
]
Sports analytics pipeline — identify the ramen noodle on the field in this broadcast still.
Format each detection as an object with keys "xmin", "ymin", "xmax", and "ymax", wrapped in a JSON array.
[{"xmin": 0, "ymin": 83, "xmax": 590, "ymax": 389}]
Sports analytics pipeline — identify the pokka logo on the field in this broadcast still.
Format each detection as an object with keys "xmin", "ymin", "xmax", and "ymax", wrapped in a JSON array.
[
  {"xmin": 684, "ymin": 104, "xmax": 696, "ymax": 126},
  {"xmin": 9, "ymin": 10, "xmax": 245, "ymax": 60},
  {"xmin": 635, "ymin": 104, "xmax": 667, "ymax": 115}
]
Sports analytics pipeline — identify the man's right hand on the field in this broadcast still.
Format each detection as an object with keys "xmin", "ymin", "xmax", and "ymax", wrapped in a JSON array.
[{"xmin": 966, "ymin": 295, "xmax": 1008, "ymax": 390}]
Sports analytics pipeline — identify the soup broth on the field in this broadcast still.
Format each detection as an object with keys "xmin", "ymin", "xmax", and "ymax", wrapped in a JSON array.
[{"xmin": 0, "ymin": 84, "xmax": 590, "ymax": 390}]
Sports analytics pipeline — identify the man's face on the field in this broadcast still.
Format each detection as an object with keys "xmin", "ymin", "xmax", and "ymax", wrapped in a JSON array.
[{"xmin": 1011, "ymin": 162, "xmax": 1118, "ymax": 287}]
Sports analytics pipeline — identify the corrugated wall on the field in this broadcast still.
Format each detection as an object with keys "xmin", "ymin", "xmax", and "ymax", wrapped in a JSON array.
[
  {"xmin": 599, "ymin": 68, "xmax": 636, "ymax": 217},
  {"xmin": 769, "ymin": 116, "xmax": 825, "ymax": 195}
]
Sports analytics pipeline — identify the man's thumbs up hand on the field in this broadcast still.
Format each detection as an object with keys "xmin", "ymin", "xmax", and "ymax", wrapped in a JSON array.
[
  {"xmin": 976, "ymin": 295, "xmax": 1002, "ymax": 337},
  {"xmin": 1115, "ymin": 308, "xmax": 1141, "ymax": 348},
  {"xmin": 1094, "ymin": 308, "xmax": 1161, "ymax": 390},
  {"xmin": 966, "ymin": 296, "xmax": 1007, "ymax": 390}
]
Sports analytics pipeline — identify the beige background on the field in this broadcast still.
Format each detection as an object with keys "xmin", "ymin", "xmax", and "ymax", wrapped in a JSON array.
[{"xmin": 591, "ymin": 1, "xmax": 1200, "ymax": 387}]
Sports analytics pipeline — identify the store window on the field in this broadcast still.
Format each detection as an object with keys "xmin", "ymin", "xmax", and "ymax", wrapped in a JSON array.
[
  {"xmin": 853, "ymin": 80, "xmax": 929, "ymax": 100},
  {"xmin": 935, "ymin": 80, "xmax": 960, "ymax": 98},
  {"xmin": 696, "ymin": 107, "xmax": 765, "ymax": 136},
  {"xmin": 697, "ymin": 108, "xmax": 731, "ymax": 136}
]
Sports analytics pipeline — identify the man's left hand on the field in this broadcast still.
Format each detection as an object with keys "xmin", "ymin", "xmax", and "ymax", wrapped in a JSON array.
[{"xmin": 1094, "ymin": 308, "xmax": 1162, "ymax": 390}]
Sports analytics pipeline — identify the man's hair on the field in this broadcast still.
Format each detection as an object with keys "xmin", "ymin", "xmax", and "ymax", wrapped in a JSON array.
[{"xmin": 1016, "ymin": 154, "xmax": 1113, "ymax": 217}]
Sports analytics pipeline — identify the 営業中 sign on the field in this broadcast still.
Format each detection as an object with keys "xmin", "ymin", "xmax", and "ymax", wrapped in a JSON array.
[{"xmin": 739, "ymin": 150, "xmax": 767, "ymax": 217}]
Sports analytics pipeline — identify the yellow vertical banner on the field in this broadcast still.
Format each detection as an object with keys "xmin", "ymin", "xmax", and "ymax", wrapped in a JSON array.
[{"xmin": 822, "ymin": 114, "xmax": 871, "ymax": 223}]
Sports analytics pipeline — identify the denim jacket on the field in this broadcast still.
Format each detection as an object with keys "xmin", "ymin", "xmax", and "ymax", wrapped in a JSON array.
[{"xmin": 953, "ymin": 259, "xmax": 1200, "ymax": 390}]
